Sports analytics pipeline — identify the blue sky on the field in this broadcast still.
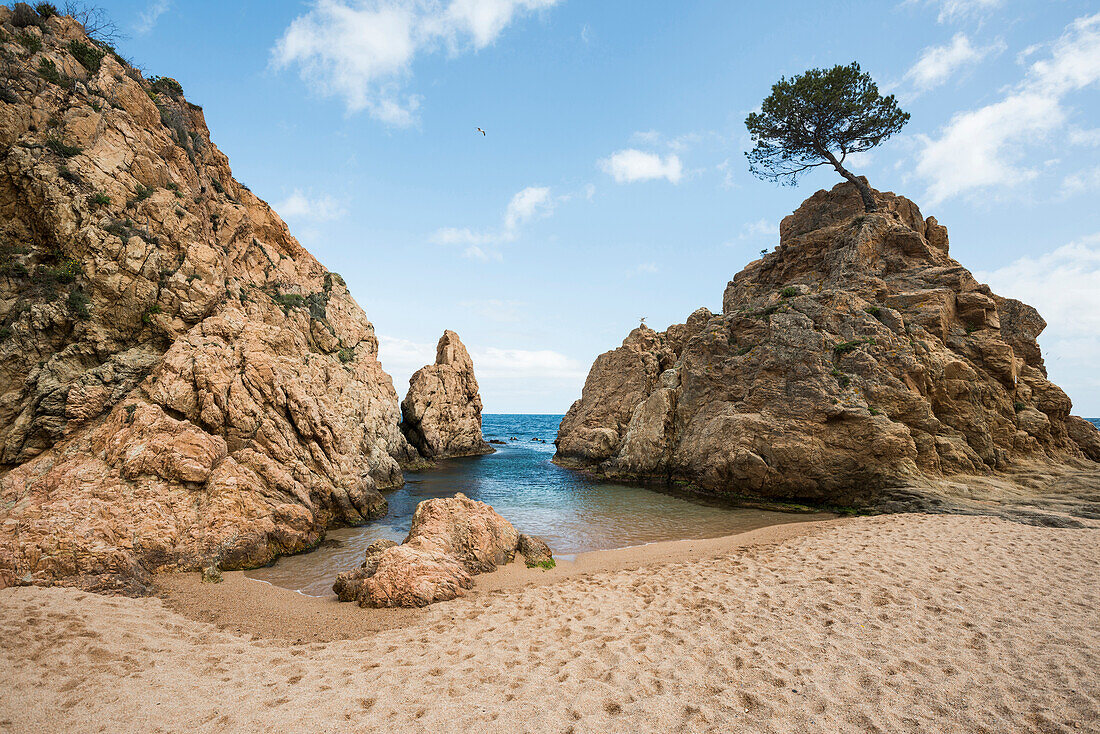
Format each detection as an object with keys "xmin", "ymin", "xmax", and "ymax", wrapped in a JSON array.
[{"xmin": 91, "ymin": 0, "xmax": 1099, "ymax": 414}]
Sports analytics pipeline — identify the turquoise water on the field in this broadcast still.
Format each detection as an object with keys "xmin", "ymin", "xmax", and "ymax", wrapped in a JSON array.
[{"xmin": 246, "ymin": 414, "xmax": 825, "ymax": 596}]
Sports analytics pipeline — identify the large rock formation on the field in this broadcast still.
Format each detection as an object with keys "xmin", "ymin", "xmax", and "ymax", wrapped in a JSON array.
[
  {"xmin": 0, "ymin": 11, "xmax": 416, "ymax": 593},
  {"xmin": 400, "ymin": 330, "xmax": 493, "ymax": 458},
  {"xmin": 556, "ymin": 181, "xmax": 1100, "ymax": 510},
  {"xmin": 333, "ymin": 493, "xmax": 551, "ymax": 608}
]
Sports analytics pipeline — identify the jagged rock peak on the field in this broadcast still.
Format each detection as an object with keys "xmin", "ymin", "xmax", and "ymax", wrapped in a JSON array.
[
  {"xmin": 401, "ymin": 330, "xmax": 493, "ymax": 459},
  {"xmin": 556, "ymin": 181, "xmax": 1100, "ymax": 514},
  {"xmin": 0, "ymin": 10, "xmax": 414, "ymax": 593}
]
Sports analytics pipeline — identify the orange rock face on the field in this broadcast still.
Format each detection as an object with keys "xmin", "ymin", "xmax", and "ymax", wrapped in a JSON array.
[
  {"xmin": 0, "ymin": 13, "xmax": 413, "ymax": 593},
  {"xmin": 400, "ymin": 330, "xmax": 493, "ymax": 459},
  {"xmin": 556, "ymin": 181, "xmax": 1100, "ymax": 510},
  {"xmin": 333, "ymin": 493, "xmax": 531, "ymax": 608}
]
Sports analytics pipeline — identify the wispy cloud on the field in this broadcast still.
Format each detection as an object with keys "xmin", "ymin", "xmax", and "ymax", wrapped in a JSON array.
[
  {"xmin": 915, "ymin": 12, "xmax": 1100, "ymax": 203},
  {"xmin": 272, "ymin": 0, "xmax": 561, "ymax": 125},
  {"xmin": 378, "ymin": 335, "xmax": 586, "ymax": 396},
  {"xmin": 1060, "ymin": 167, "xmax": 1100, "ymax": 197},
  {"xmin": 599, "ymin": 149, "xmax": 683, "ymax": 184},
  {"xmin": 134, "ymin": 0, "xmax": 170, "ymax": 35},
  {"xmin": 274, "ymin": 190, "xmax": 347, "ymax": 222},
  {"xmin": 432, "ymin": 186, "xmax": 561, "ymax": 259},
  {"xmin": 738, "ymin": 219, "xmax": 776, "ymax": 240},
  {"xmin": 904, "ymin": 33, "xmax": 1005, "ymax": 92},
  {"xmin": 912, "ymin": 0, "xmax": 1004, "ymax": 24},
  {"xmin": 626, "ymin": 262, "xmax": 659, "ymax": 277},
  {"xmin": 976, "ymin": 234, "xmax": 1100, "ymax": 410},
  {"xmin": 1068, "ymin": 127, "xmax": 1100, "ymax": 146},
  {"xmin": 462, "ymin": 244, "xmax": 503, "ymax": 261}
]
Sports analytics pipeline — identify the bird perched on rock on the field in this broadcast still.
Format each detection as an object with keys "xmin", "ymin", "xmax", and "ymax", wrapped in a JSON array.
[{"xmin": 477, "ymin": 128, "xmax": 486, "ymax": 136}]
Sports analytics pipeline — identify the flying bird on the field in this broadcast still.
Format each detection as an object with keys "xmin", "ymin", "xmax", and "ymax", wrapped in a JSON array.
[
  {"xmin": 477, "ymin": 128, "xmax": 486, "ymax": 136},
  {"xmin": 640, "ymin": 317, "xmax": 646, "ymax": 325}
]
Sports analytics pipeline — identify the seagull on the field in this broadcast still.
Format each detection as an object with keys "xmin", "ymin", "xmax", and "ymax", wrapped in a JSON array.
[
  {"xmin": 640, "ymin": 317, "xmax": 646, "ymax": 325},
  {"xmin": 477, "ymin": 127, "xmax": 486, "ymax": 136}
]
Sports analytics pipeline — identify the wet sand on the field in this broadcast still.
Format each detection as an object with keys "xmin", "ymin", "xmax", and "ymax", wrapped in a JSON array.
[
  {"xmin": 2, "ymin": 513, "xmax": 1098, "ymax": 733},
  {"xmin": 163, "ymin": 513, "xmax": 836, "ymax": 641}
]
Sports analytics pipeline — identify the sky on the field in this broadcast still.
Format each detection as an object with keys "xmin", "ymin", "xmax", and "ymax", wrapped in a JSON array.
[{"xmin": 82, "ymin": 0, "xmax": 1100, "ymax": 414}]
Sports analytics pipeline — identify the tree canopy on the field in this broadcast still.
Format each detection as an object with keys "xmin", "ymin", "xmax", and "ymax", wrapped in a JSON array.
[{"xmin": 745, "ymin": 62, "xmax": 909, "ymax": 212}]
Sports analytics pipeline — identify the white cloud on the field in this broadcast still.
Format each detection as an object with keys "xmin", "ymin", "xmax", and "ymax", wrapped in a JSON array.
[
  {"xmin": 917, "ymin": 0, "xmax": 1003, "ymax": 24},
  {"xmin": 433, "ymin": 227, "xmax": 495, "ymax": 246},
  {"xmin": 503, "ymin": 186, "xmax": 555, "ymax": 230},
  {"xmin": 916, "ymin": 13, "xmax": 1100, "ymax": 204},
  {"xmin": 739, "ymin": 219, "xmax": 776, "ymax": 239},
  {"xmin": 599, "ymin": 149, "xmax": 683, "ymax": 184},
  {"xmin": 274, "ymin": 190, "xmax": 347, "ymax": 221},
  {"xmin": 1068, "ymin": 127, "xmax": 1100, "ymax": 146},
  {"xmin": 134, "ymin": 0, "xmax": 170, "ymax": 35},
  {"xmin": 463, "ymin": 244, "xmax": 502, "ymax": 261},
  {"xmin": 626, "ymin": 262, "xmax": 659, "ymax": 277},
  {"xmin": 473, "ymin": 347, "xmax": 587, "ymax": 379},
  {"xmin": 378, "ymin": 335, "xmax": 587, "ymax": 402},
  {"xmin": 376, "ymin": 334, "xmax": 436, "ymax": 389},
  {"xmin": 975, "ymin": 235, "xmax": 1100, "ymax": 413},
  {"xmin": 716, "ymin": 158, "xmax": 737, "ymax": 189},
  {"xmin": 905, "ymin": 34, "xmax": 1004, "ymax": 91},
  {"xmin": 432, "ymin": 185, "xmax": 560, "ymax": 258},
  {"xmin": 1059, "ymin": 167, "xmax": 1100, "ymax": 197},
  {"xmin": 273, "ymin": 0, "xmax": 560, "ymax": 125}
]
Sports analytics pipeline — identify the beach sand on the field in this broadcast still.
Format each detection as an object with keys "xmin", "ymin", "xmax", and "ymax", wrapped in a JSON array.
[{"xmin": 1, "ymin": 513, "xmax": 1097, "ymax": 733}]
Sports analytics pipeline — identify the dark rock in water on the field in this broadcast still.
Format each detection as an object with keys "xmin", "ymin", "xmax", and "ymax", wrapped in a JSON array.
[
  {"xmin": 518, "ymin": 534, "xmax": 554, "ymax": 568},
  {"xmin": 510, "ymin": 437, "xmax": 519, "ymax": 441},
  {"xmin": 317, "ymin": 538, "xmax": 344, "ymax": 549},
  {"xmin": 488, "ymin": 439, "xmax": 507, "ymax": 445},
  {"xmin": 555, "ymin": 181, "xmax": 1100, "ymax": 511}
]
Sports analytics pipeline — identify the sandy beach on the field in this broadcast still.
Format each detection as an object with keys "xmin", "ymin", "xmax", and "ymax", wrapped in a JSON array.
[{"xmin": 2, "ymin": 513, "xmax": 1097, "ymax": 733}]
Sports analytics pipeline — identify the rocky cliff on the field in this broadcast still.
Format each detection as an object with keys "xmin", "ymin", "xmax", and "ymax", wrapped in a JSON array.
[
  {"xmin": 0, "ymin": 9, "xmax": 416, "ymax": 593},
  {"xmin": 401, "ymin": 330, "xmax": 493, "ymax": 459},
  {"xmin": 555, "ymin": 181, "xmax": 1100, "ymax": 514}
]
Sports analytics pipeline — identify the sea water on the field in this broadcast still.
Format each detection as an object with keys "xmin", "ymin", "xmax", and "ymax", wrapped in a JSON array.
[{"xmin": 245, "ymin": 414, "xmax": 822, "ymax": 596}]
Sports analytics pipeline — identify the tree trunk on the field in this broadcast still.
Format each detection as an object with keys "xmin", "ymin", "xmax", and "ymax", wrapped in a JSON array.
[{"xmin": 823, "ymin": 152, "xmax": 877, "ymax": 212}]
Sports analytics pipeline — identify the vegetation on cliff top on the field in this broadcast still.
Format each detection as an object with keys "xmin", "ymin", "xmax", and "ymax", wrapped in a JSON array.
[{"xmin": 745, "ymin": 62, "xmax": 909, "ymax": 213}]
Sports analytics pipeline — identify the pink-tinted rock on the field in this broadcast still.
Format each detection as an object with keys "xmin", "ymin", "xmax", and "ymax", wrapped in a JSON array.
[
  {"xmin": 405, "ymin": 492, "xmax": 519, "ymax": 573},
  {"xmin": 333, "ymin": 494, "xmax": 535, "ymax": 608},
  {"xmin": 401, "ymin": 331, "xmax": 493, "ymax": 458}
]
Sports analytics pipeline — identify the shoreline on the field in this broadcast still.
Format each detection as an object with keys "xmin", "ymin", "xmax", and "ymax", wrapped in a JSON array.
[
  {"xmin": 155, "ymin": 513, "xmax": 839, "ymax": 642},
  {"xmin": 4, "ymin": 512, "xmax": 1097, "ymax": 732}
]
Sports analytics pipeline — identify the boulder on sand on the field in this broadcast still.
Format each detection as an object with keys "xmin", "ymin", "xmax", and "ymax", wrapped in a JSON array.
[
  {"xmin": 333, "ymin": 494, "xmax": 554, "ymax": 607},
  {"xmin": 518, "ymin": 534, "xmax": 554, "ymax": 567}
]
